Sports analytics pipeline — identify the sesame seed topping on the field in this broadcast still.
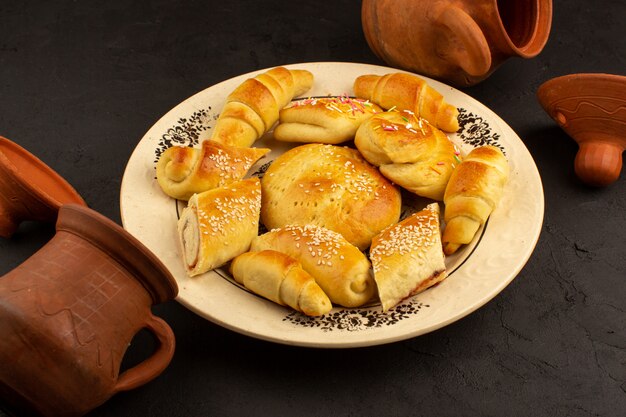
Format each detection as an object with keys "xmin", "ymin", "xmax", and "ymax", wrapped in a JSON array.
[
  {"xmin": 195, "ymin": 181, "xmax": 261, "ymax": 238},
  {"xmin": 370, "ymin": 208, "xmax": 440, "ymax": 274},
  {"xmin": 266, "ymin": 224, "xmax": 351, "ymax": 267}
]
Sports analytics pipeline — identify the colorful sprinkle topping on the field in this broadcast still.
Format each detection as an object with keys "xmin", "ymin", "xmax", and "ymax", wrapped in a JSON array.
[
  {"xmin": 373, "ymin": 110, "xmax": 429, "ymax": 135},
  {"xmin": 290, "ymin": 95, "xmax": 380, "ymax": 118}
]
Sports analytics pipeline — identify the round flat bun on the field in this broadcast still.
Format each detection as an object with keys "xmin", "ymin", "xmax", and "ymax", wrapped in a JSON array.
[{"xmin": 260, "ymin": 143, "xmax": 402, "ymax": 250}]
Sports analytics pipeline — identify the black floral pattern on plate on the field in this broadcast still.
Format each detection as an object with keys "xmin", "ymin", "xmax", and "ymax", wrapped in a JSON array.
[
  {"xmin": 154, "ymin": 107, "xmax": 216, "ymax": 162},
  {"xmin": 457, "ymin": 107, "xmax": 506, "ymax": 154},
  {"xmin": 283, "ymin": 302, "xmax": 430, "ymax": 332}
]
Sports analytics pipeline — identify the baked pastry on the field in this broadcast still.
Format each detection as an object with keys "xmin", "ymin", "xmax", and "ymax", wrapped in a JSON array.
[
  {"xmin": 230, "ymin": 250, "xmax": 332, "ymax": 316},
  {"xmin": 156, "ymin": 140, "xmax": 269, "ymax": 200},
  {"xmin": 370, "ymin": 203, "xmax": 446, "ymax": 312},
  {"xmin": 250, "ymin": 224, "xmax": 375, "ymax": 308},
  {"xmin": 260, "ymin": 143, "xmax": 402, "ymax": 250},
  {"xmin": 442, "ymin": 145, "xmax": 509, "ymax": 255},
  {"xmin": 273, "ymin": 96, "xmax": 383, "ymax": 144},
  {"xmin": 211, "ymin": 66, "xmax": 314, "ymax": 147},
  {"xmin": 355, "ymin": 111, "xmax": 460, "ymax": 201},
  {"xmin": 353, "ymin": 72, "xmax": 459, "ymax": 133},
  {"xmin": 177, "ymin": 178, "xmax": 261, "ymax": 276}
]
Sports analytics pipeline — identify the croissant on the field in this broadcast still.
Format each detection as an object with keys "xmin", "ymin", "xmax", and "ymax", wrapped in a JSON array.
[
  {"xmin": 442, "ymin": 146, "xmax": 509, "ymax": 255},
  {"xmin": 353, "ymin": 72, "xmax": 459, "ymax": 133},
  {"xmin": 156, "ymin": 140, "xmax": 269, "ymax": 201},
  {"xmin": 250, "ymin": 224, "xmax": 375, "ymax": 308},
  {"xmin": 273, "ymin": 96, "xmax": 383, "ymax": 144},
  {"xmin": 355, "ymin": 111, "xmax": 459, "ymax": 201},
  {"xmin": 177, "ymin": 178, "xmax": 261, "ymax": 276},
  {"xmin": 230, "ymin": 250, "xmax": 332, "ymax": 316},
  {"xmin": 211, "ymin": 66, "xmax": 314, "ymax": 147}
]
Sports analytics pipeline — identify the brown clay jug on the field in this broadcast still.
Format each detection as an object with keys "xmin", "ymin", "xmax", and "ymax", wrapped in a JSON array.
[
  {"xmin": 0, "ymin": 137, "xmax": 86, "ymax": 238},
  {"xmin": 361, "ymin": 0, "xmax": 553, "ymax": 87},
  {"xmin": 537, "ymin": 73, "xmax": 626, "ymax": 186},
  {"xmin": 0, "ymin": 204, "xmax": 179, "ymax": 417}
]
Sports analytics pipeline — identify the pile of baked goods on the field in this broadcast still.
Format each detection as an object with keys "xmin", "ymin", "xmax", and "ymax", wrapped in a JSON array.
[{"xmin": 155, "ymin": 66, "xmax": 509, "ymax": 316}]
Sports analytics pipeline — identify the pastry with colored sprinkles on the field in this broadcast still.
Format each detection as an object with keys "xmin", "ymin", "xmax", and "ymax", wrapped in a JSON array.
[
  {"xmin": 273, "ymin": 95, "xmax": 383, "ymax": 144},
  {"xmin": 355, "ymin": 110, "xmax": 460, "ymax": 201}
]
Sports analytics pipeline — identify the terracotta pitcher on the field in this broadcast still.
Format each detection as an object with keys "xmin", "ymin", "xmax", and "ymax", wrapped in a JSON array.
[
  {"xmin": 361, "ymin": 0, "xmax": 553, "ymax": 87},
  {"xmin": 0, "ymin": 137, "xmax": 86, "ymax": 238},
  {"xmin": 0, "ymin": 204, "xmax": 178, "ymax": 417}
]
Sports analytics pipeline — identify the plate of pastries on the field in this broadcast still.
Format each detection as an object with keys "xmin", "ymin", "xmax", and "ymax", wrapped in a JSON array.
[{"xmin": 121, "ymin": 62, "xmax": 544, "ymax": 347}]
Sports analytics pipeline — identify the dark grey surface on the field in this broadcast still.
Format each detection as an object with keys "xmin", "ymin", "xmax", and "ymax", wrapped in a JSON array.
[{"xmin": 1, "ymin": 1, "xmax": 625, "ymax": 416}]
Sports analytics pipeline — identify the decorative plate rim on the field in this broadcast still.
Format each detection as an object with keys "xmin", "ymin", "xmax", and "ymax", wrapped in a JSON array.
[{"xmin": 120, "ymin": 62, "xmax": 544, "ymax": 348}]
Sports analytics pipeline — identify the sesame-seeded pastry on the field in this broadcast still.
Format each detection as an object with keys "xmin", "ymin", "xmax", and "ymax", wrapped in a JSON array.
[
  {"xmin": 230, "ymin": 250, "xmax": 332, "ymax": 316},
  {"xmin": 250, "ymin": 224, "xmax": 375, "ymax": 308},
  {"xmin": 260, "ymin": 143, "xmax": 402, "ymax": 251},
  {"xmin": 273, "ymin": 96, "xmax": 383, "ymax": 144},
  {"xmin": 211, "ymin": 66, "xmax": 314, "ymax": 148},
  {"xmin": 177, "ymin": 177, "xmax": 261, "ymax": 276},
  {"xmin": 442, "ymin": 145, "xmax": 509, "ymax": 255},
  {"xmin": 353, "ymin": 72, "xmax": 459, "ymax": 133},
  {"xmin": 355, "ymin": 110, "xmax": 460, "ymax": 201},
  {"xmin": 156, "ymin": 140, "xmax": 269, "ymax": 201},
  {"xmin": 370, "ymin": 203, "xmax": 446, "ymax": 312}
]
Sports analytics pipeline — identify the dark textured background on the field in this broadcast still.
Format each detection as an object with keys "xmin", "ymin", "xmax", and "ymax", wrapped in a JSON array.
[{"xmin": 1, "ymin": 1, "xmax": 625, "ymax": 416}]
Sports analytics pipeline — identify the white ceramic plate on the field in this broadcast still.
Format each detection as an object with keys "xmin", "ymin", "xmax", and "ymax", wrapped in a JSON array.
[{"xmin": 120, "ymin": 62, "xmax": 544, "ymax": 348}]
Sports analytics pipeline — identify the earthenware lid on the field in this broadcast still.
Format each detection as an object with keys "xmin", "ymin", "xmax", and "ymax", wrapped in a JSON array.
[
  {"xmin": 0, "ymin": 137, "xmax": 86, "ymax": 209},
  {"xmin": 537, "ymin": 73, "xmax": 626, "ymax": 186}
]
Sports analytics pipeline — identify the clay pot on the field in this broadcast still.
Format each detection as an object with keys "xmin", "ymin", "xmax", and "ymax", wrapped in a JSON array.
[
  {"xmin": 0, "ymin": 137, "xmax": 86, "ymax": 238},
  {"xmin": 361, "ymin": 0, "xmax": 553, "ymax": 87},
  {"xmin": 537, "ymin": 73, "xmax": 626, "ymax": 186},
  {"xmin": 0, "ymin": 204, "xmax": 178, "ymax": 417}
]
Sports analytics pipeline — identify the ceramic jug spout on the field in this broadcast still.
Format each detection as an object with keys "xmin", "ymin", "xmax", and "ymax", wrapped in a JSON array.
[{"xmin": 495, "ymin": 0, "xmax": 553, "ymax": 59}]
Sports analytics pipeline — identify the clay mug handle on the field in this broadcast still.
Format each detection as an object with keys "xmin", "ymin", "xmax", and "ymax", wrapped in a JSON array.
[
  {"xmin": 113, "ymin": 314, "xmax": 176, "ymax": 393},
  {"xmin": 575, "ymin": 141, "xmax": 624, "ymax": 186},
  {"xmin": 435, "ymin": 6, "xmax": 492, "ymax": 77}
]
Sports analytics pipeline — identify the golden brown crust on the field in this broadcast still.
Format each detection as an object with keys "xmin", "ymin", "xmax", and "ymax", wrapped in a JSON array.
[
  {"xmin": 156, "ymin": 140, "xmax": 269, "ymax": 200},
  {"xmin": 353, "ymin": 73, "xmax": 459, "ymax": 133},
  {"xmin": 250, "ymin": 224, "xmax": 375, "ymax": 308},
  {"xmin": 273, "ymin": 96, "xmax": 383, "ymax": 144},
  {"xmin": 355, "ymin": 111, "xmax": 459, "ymax": 200},
  {"xmin": 260, "ymin": 143, "xmax": 402, "ymax": 250},
  {"xmin": 442, "ymin": 146, "xmax": 509, "ymax": 255},
  {"xmin": 230, "ymin": 250, "xmax": 332, "ymax": 316},
  {"xmin": 370, "ymin": 203, "xmax": 447, "ymax": 312},
  {"xmin": 212, "ymin": 67, "xmax": 314, "ymax": 147},
  {"xmin": 177, "ymin": 178, "xmax": 261, "ymax": 276}
]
